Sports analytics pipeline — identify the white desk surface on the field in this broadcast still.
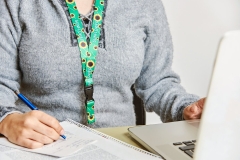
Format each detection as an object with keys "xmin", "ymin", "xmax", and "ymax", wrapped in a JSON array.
[{"xmin": 96, "ymin": 126, "xmax": 147, "ymax": 151}]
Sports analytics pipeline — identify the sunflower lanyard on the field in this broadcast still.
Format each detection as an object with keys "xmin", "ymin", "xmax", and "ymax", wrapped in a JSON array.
[{"xmin": 65, "ymin": 0, "xmax": 104, "ymax": 124}]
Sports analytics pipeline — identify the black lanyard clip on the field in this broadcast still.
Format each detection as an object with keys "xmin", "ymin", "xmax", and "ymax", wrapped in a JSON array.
[{"xmin": 84, "ymin": 85, "xmax": 94, "ymax": 102}]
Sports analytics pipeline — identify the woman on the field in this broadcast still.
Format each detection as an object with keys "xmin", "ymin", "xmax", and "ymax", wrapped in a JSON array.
[{"xmin": 0, "ymin": 0, "xmax": 204, "ymax": 149}]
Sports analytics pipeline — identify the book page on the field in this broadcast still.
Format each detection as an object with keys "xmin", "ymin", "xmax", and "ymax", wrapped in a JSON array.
[{"xmin": 0, "ymin": 145, "xmax": 56, "ymax": 160}]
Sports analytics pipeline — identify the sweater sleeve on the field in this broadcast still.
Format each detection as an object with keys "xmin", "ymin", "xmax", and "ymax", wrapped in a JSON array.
[
  {"xmin": 135, "ymin": 0, "xmax": 199, "ymax": 122},
  {"xmin": 0, "ymin": 0, "xmax": 23, "ymax": 122}
]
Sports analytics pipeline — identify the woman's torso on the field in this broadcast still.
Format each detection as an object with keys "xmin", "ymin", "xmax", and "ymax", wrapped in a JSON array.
[{"xmin": 17, "ymin": 0, "xmax": 149, "ymax": 127}]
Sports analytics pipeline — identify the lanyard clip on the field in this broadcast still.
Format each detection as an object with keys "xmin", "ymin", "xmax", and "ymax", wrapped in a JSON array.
[{"xmin": 84, "ymin": 85, "xmax": 94, "ymax": 102}]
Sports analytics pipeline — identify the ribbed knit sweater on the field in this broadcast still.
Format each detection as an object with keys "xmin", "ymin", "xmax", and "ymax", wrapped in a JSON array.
[{"xmin": 0, "ymin": 0, "xmax": 199, "ymax": 128}]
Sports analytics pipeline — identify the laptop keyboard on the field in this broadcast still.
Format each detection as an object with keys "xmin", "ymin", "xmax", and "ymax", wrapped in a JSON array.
[{"xmin": 173, "ymin": 140, "xmax": 196, "ymax": 158}]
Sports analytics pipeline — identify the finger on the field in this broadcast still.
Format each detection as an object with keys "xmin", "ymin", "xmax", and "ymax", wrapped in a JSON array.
[
  {"xmin": 8, "ymin": 136, "xmax": 44, "ymax": 149},
  {"xmin": 19, "ymin": 113, "xmax": 60, "ymax": 141},
  {"xmin": 9, "ymin": 125, "xmax": 54, "ymax": 144},
  {"xmin": 190, "ymin": 106, "xmax": 202, "ymax": 119},
  {"xmin": 20, "ymin": 139, "xmax": 44, "ymax": 149},
  {"xmin": 29, "ymin": 111, "xmax": 64, "ymax": 135},
  {"xmin": 184, "ymin": 105, "xmax": 201, "ymax": 120},
  {"xmin": 190, "ymin": 105, "xmax": 198, "ymax": 113},
  {"xmin": 28, "ymin": 130, "xmax": 54, "ymax": 144},
  {"xmin": 196, "ymin": 98, "xmax": 205, "ymax": 109},
  {"xmin": 32, "ymin": 122, "xmax": 60, "ymax": 141}
]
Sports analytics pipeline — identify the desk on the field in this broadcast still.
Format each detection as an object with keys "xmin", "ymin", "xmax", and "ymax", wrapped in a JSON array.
[{"xmin": 96, "ymin": 126, "xmax": 147, "ymax": 151}]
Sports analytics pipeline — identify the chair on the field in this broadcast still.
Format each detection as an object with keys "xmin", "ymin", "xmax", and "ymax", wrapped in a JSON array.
[{"xmin": 131, "ymin": 85, "xmax": 146, "ymax": 125}]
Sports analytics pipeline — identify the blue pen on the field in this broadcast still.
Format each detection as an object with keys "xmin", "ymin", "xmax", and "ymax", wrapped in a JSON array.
[{"xmin": 15, "ymin": 91, "xmax": 66, "ymax": 140}]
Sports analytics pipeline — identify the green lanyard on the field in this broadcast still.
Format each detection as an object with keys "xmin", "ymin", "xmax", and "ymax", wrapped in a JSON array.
[{"xmin": 65, "ymin": 0, "xmax": 104, "ymax": 124}]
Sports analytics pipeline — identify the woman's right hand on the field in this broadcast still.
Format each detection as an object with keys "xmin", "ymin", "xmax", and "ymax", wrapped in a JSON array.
[{"xmin": 0, "ymin": 111, "xmax": 64, "ymax": 149}]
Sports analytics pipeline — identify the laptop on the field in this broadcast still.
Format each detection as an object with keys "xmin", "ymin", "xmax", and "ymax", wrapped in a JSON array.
[{"xmin": 128, "ymin": 30, "xmax": 240, "ymax": 160}]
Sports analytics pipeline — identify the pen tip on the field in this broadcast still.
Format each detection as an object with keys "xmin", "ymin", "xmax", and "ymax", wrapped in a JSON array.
[{"xmin": 61, "ymin": 135, "xmax": 66, "ymax": 140}]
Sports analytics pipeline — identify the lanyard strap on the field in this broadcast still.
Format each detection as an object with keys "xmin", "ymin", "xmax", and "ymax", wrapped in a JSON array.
[{"xmin": 65, "ymin": 0, "xmax": 104, "ymax": 124}]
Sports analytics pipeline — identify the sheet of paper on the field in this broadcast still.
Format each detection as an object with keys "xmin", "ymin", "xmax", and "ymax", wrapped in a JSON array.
[
  {"xmin": 59, "ymin": 121, "xmax": 163, "ymax": 160},
  {"xmin": 0, "ymin": 131, "xmax": 96, "ymax": 157}
]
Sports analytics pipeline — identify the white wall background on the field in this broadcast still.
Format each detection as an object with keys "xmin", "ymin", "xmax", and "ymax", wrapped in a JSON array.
[{"xmin": 146, "ymin": 0, "xmax": 240, "ymax": 124}]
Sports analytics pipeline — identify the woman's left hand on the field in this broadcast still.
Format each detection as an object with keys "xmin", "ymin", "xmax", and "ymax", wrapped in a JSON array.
[{"xmin": 183, "ymin": 98, "xmax": 206, "ymax": 120}]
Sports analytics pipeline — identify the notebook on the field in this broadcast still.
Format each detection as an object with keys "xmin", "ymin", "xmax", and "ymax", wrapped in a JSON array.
[
  {"xmin": 128, "ymin": 30, "xmax": 240, "ymax": 160},
  {"xmin": 0, "ymin": 118, "xmax": 162, "ymax": 160}
]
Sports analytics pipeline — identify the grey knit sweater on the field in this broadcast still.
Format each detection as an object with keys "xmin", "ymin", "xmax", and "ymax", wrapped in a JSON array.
[{"xmin": 0, "ymin": 0, "xmax": 199, "ymax": 128}]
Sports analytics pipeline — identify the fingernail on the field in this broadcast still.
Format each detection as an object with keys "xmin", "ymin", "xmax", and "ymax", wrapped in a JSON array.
[{"xmin": 60, "ymin": 129, "xmax": 64, "ymax": 135}]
